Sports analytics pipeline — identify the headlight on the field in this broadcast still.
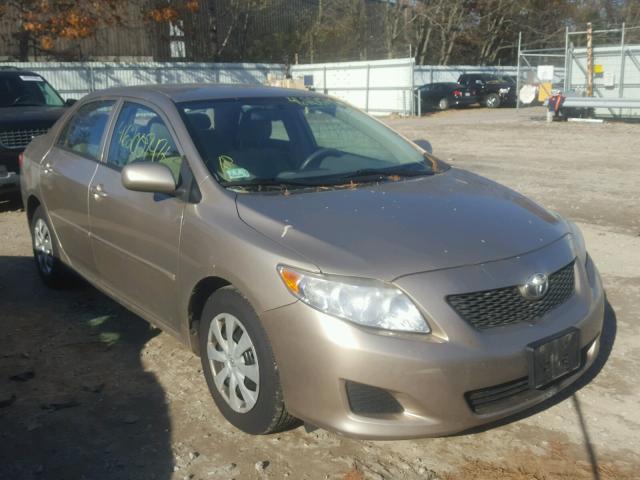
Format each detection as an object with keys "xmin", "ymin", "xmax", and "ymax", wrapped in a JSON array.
[{"xmin": 277, "ymin": 266, "xmax": 430, "ymax": 333}]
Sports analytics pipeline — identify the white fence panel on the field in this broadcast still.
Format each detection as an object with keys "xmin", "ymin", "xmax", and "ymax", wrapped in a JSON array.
[
  {"xmin": 569, "ymin": 45, "xmax": 640, "ymax": 118},
  {"xmin": 292, "ymin": 58, "xmax": 414, "ymax": 116},
  {"xmin": 1, "ymin": 62, "xmax": 284, "ymax": 99}
]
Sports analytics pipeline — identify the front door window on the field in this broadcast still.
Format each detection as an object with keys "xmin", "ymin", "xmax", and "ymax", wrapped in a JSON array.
[{"xmin": 107, "ymin": 102, "xmax": 184, "ymax": 183}]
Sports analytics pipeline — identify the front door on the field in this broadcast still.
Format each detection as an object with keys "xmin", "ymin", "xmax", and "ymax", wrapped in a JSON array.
[
  {"xmin": 39, "ymin": 100, "xmax": 116, "ymax": 276},
  {"xmin": 88, "ymin": 101, "xmax": 186, "ymax": 329}
]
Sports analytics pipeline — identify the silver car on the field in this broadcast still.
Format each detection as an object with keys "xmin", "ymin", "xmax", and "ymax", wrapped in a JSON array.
[{"xmin": 21, "ymin": 85, "xmax": 604, "ymax": 439}]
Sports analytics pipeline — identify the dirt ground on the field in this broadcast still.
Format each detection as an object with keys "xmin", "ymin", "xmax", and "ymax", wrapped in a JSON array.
[{"xmin": 1, "ymin": 106, "xmax": 639, "ymax": 480}]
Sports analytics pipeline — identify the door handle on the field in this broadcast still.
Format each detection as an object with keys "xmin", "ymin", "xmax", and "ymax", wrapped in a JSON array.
[{"xmin": 91, "ymin": 184, "xmax": 108, "ymax": 199}]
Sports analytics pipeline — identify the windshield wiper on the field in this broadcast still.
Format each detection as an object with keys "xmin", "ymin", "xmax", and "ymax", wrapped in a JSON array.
[
  {"xmin": 223, "ymin": 178, "xmax": 324, "ymax": 190},
  {"xmin": 335, "ymin": 168, "xmax": 434, "ymax": 182},
  {"xmin": 223, "ymin": 168, "xmax": 434, "ymax": 191}
]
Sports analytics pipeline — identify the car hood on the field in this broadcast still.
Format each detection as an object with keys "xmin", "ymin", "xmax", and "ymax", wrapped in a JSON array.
[
  {"xmin": 0, "ymin": 106, "xmax": 66, "ymax": 130},
  {"xmin": 235, "ymin": 168, "xmax": 569, "ymax": 281}
]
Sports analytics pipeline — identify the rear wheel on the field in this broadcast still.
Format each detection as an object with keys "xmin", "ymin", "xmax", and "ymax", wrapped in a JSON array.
[
  {"xmin": 485, "ymin": 93, "xmax": 501, "ymax": 108},
  {"xmin": 31, "ymin": 206, "xmax": 72, "ymax": 288},
  {"xmin": 437, "ymin": 97, "xmax": 450, "ymax": 111},
  {"xmin": 199, "ymin": 286, "xmax": 299, "ymax": 434}
]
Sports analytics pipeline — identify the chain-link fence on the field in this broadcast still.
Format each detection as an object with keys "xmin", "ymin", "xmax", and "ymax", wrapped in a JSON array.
[{"xmin": 517, "ymin": 24, "xmax": 640, "ymax": 118}]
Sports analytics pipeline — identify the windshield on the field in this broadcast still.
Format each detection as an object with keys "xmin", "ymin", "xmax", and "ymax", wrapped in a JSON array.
[
  {"xmin": 179, "ymin": 96, "xmax": 446, "ymax": 190},
  {"xmin": 0, "ymin": 74, "xmax": 65, "ymax": 107}
]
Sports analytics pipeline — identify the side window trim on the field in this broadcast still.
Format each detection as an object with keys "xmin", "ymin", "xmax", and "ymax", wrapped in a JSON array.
[
  {"xmin": 98, "ymin": 98, "xmax": 124, "ymax": 165},
  {"xmin": 55, "ymin": 98, "xmax": 119, "ymax": 162}
]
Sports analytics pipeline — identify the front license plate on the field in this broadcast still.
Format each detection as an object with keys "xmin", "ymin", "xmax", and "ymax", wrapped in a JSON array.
[
  {"xmin": 465, "ymin": 92, "xmax": 470, "ymax": 96},
  {"xmin": 527, "ymin": 329, "xmax": 580, "ymax": 389}
]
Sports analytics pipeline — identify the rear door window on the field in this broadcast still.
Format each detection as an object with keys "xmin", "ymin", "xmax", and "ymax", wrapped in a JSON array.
[
  {"xmin": 107, "ymin": 102, "xmax": 184, "ymax": 183},
  {"xmin": 57, "ymin": 101, "xmax": 115, "ymax": 160}
]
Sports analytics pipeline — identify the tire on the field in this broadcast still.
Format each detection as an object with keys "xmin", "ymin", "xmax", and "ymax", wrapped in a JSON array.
[
  {"xmin": 199, "ymin": 286, "xmax": 299, "ymax": 434},
  {"xmin": 485, "ymin": 93, "xmax": 501, "ymax": 108},
  {"xmin": 437, "ymin": 97, "xmax": 450, "ymax": 111},
  {"xmin": 30, "ymin": 206, "xmax": 72, "ymax": 288}
]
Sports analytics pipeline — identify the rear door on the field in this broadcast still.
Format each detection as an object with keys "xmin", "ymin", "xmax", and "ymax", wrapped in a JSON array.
[
  {"xmin": 88, "ymin": 100, "xmax": 187, "ymax": 330},
  {"xmin": 39, "ymin": 100, "xmax": 116, "ymax": 276}
]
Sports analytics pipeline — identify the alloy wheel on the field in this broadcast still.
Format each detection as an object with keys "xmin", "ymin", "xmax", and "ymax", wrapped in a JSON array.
[
  {"xmin": 207, "ymin": 313, "xmax": 260, "ymax": 413},
  {"xmin": 33, "ymin": 218, "xmax": 54, "ymax": 275}
]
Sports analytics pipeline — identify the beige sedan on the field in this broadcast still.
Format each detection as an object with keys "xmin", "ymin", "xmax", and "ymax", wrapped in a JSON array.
[{"xmin": 21, "ymin": 85, "xmax": 604, "ymax": 439}]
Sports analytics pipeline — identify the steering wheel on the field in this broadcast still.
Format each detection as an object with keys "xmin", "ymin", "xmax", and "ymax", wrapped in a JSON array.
[{"xmin": 299, "ymin": 148, "xmax": 342, "ymax": 171}]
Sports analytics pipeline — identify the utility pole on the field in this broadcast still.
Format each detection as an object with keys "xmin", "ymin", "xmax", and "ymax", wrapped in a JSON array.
[
  {"xmin": 516, "ymin": 32, "xmax": 522, "ymax": 111},
  {"xmin": 586, "ymin": 22, "xmax": 594, "ymax": 97}
]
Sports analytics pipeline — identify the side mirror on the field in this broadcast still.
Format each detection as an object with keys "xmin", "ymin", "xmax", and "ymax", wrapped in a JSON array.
[
  {"xmin": 65, "ymin": 98, "xmax": 77, "ymax": 107},
  {"xmin": 413, "ymin": 139, "xmax": 433, "ymax": 154},
  {"xmin": 122, "ymin": 162, "xmax": 176, "ymax": 195}
]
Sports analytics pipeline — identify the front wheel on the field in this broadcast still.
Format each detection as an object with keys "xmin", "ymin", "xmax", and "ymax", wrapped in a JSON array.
[{"xmin": 199, "ymin": 286, "xmax": 299, "ymax": 434}]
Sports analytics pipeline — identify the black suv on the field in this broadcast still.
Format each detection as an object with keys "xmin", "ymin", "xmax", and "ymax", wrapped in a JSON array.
[
  {"xmin": 0, "ymin": 68, "xmax": 72, "ymax": 196},
  {"xmin": 457, "ymin": 73, "xmax": 517, "ymax": 108}
]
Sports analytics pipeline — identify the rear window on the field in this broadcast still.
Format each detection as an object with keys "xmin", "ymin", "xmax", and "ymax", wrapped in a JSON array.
[{"xmin": 0, "ymin": 74, "xmax": 65, "ymax": 108}]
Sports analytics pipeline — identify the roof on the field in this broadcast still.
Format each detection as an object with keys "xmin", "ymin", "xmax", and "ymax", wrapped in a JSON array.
[
  {"xmin": 91, "ymin": 83, "xmax": 320, "ymax": 103},
  {"xmin": 0, "ymin": 67, "xmax": 39, "ymax": 77}
]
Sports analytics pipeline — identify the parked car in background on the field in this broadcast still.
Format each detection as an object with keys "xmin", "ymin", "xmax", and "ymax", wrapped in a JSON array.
[
  {"xmin": 22, "ymin": 85, "xmax": 603, "ymax": 440},
  {"xmin": 457, "ymin": 73, "xmax": 517, "ymax": 108},
  {"xmin": 415, "ymin": 82, "xmax": 477, "ymax": 112},
  {"xmin": 0, "ymin": 67, "xmax": 72, "ymax": 199}
]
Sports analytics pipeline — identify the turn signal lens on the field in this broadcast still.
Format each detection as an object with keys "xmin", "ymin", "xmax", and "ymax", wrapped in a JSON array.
[
  {"xmin": 18, "ymin": 152, "xmax": 25, "ymax": 170},
  {"xmin": 278, "ymin": 267, "xmax": 302, "ymax": 294}
]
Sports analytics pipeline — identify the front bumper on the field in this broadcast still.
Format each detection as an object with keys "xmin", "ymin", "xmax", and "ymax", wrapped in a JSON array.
[
  {"xmin": 261, "ymin": 240, "xmax": 605, "ymax": 439},
  {"xmin": 0, "ymin": 171, "xmax": 19, "ymax": 193},
  {"xmin": 453, "ymin": 96, "xmax": 478, "ymax": 107}
]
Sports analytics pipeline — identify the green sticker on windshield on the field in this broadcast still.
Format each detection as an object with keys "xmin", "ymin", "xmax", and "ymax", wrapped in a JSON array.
[
  {"xmin": 218, "ymin": 154, "xmax": 251, "ymax": 180},
  {"xmin": 226, "ymin": 167, "xmax": 251, "ymax": 180}
]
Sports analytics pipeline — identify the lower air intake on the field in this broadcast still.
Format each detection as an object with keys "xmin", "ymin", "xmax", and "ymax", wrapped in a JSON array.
[{"xmin": 345, "ymin": 381, "xmax": 403, "ymax": 416}]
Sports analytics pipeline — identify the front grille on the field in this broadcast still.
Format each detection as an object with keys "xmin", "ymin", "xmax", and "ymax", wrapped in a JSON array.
[
  {"xmin": 447, "ymin": 260, "xmax": 575, "ymax": 330},
  {"xmin": 0, "ymin": 128, "xmax": 49, "ymax": 149},
  {"xmin": 345, "ymin": 381, "xmax": 403, "ymax": 416}
]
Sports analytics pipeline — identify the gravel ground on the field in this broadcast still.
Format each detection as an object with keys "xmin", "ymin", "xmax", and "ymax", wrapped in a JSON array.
[{"xmin": 1, "ymin": 106, "xmax": 639, "ymax": 480}]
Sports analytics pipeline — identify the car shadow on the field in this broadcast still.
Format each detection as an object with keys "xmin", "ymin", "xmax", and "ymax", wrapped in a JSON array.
[
  {"xmin": 0, "ymin": 255, "xmax": 174, "ymax": 480},
  {"xmin": 459, "ymin": 297, "xmax": 617, "ymax": 436},
  {"xmin": 0, "ymin": 194, "xmax": 23, "ymax": 213}
]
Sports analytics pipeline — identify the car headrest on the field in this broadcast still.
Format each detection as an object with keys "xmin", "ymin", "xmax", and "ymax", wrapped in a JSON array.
[
  {"xmin": 88, "ymin": 113, "xmax": 109, "ymax": 144},
  {"xmin": 237, "ymin": 111, "xmax": 272, "ymax": 148},
  {"xmin": 187, "ymin": 112, "xmax": 211, "ymax": 131}
]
